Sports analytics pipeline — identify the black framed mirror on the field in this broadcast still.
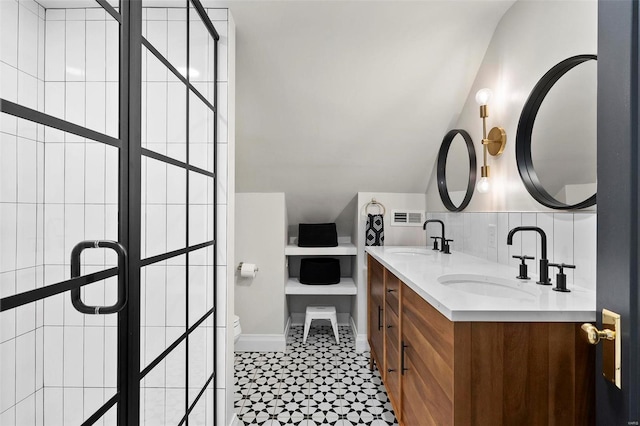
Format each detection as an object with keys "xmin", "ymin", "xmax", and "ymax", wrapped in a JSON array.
[
  {"xmin": 516, "ymin": 54, "xmax": 597, "ymax": 209},
  {"xmin": 437, "ymin": 129, "xmax": 477, "ymax": 212}
]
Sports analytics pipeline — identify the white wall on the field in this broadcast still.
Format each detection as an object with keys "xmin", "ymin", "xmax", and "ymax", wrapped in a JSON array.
[
  {"xmin": 234, "ymin": 193, "xmax": 287, "ymax": 351},
  {"xmin": 426, "ymin": 0, "xmax": 597, "ymax": 212},
  {"xmin": 354, "ymin": 192, "xmax": 427, "ymax": 351}
]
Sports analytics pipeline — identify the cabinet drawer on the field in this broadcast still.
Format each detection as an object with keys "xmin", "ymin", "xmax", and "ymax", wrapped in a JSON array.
[{"xmin": 384, "ymin": 270, "xmax": 400, "ymax": 315}]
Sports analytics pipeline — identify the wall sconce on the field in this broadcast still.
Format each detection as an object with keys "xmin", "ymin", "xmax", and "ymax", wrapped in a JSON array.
[{"xmin": 475, "ymin": 88, "xmax": 507, "ymax": 193}]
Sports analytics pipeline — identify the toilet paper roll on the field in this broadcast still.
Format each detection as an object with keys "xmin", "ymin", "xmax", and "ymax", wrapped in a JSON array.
[{"xmin": 240, "ymin": 263, "xmax": 258, "ymax": 278}]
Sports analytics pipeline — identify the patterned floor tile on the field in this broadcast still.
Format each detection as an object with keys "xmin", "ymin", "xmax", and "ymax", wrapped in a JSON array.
[{"xmin": 235, "ymin": 325, "xmax": 399, "ymax": 425}]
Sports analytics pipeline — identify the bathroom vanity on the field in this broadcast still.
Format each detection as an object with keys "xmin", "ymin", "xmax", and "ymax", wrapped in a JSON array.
[{"xmin": 366, "ymin": 247, "xmax": 596, "ymax": 426}]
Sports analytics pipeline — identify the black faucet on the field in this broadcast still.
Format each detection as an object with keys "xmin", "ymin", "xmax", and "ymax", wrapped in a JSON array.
[
  {"xmin": 506, "ymin": 226, "xmax": 551, "ymax": 285},
  {"xmin": 423, "ymin": 220, "xmax": 450, "ymax": 253}
]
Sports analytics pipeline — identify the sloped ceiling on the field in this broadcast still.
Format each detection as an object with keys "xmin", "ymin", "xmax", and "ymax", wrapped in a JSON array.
[{"xmin": 221, "ymin": 1, "xmax": 515, "ymax": 228}]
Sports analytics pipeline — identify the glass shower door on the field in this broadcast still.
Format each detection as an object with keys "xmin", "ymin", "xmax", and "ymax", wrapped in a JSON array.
[{"xmin": 1, "ymin": 0, "xmax": 123, "ymax": 424}]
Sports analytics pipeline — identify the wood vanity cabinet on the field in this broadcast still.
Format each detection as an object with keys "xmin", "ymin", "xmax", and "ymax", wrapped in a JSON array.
[
  {"xmin": 367, "ymin": 255, "xmax": 595, "ymax": 426},
  {"xmin": 367, "ymin": 257, "xmax": 385, "ymax": 372}
]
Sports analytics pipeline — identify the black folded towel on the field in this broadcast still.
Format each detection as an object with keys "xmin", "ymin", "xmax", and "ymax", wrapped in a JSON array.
[{"xmin": 365, "ymin": 214, "xmax": 384, "ymax": 246}]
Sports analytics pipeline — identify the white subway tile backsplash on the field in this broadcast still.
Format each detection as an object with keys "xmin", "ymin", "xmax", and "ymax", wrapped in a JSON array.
[
  {"xmin": 0, "ymin": 339, "xmax": 16, "ymax": 412},
  {"xmin": 521, "ymin": 213, "xmax": 538, "ymax": 274},
  {"xmin": 0, "ymin": 204, "xmax": 17, "ymax": 273},
  {"xmin": 15, "ymin": 330, "xmax": 36, "ymax": 402},
  {"xmin": 18, "ymin": 3, "xmax": 39, "ymax": 77},
  {"xmin": 45, "ymin": 20, "xmax": 65, "ymax": 81},
  {"xmin": 83, "ymin": 388, "xmax": 105, "ymax": 421},
  {"xmin": 35, "ymin": 389, "xmax": 43, "ymax": 426},
  {"xmin": 43, "ymin": 388, "xmax": 63, "ymax": 425},
  {"xmin": 17, "ymin": 137, "xmax": 37, "ymax": 202},
  {"xmin": 426, "ymin": 211, "xmax": 595, "ymax": 290},
  {"xmin": 188, "ymin": 265, "xmax": 207, "ymax": 326},
  {"xmin": 0, "ymin": 0, "xmax": 19, "ymax": 67},
  {"xmin": 0, "ymin": 62, "xmax": 18, "ymax": 103},
  {"xmin": 35, "ymin": 327, "xmax": 43, "ymax": 388},
  {"xmin": 63, "ymin": 326, "xmax": 84, "ymax": 387},
  {"xmin": 14, "ymin": 393, "xmax": 36, "ymax": 426},
  {"xmin": 167, "ymin": 20, "xmax": 187, "ymax": 74},
  {"xmin": 105, "ymin": 82, "xmax": 119, "ymax": 137},
  {"xmin": 16, "ymin": 206, "xmax": 37, "ymax": 272},
  {"xmin": 65, "ymin": 82, "xmax": 86, "ymax": 134},
  {"xmin": 0, "ymin": 133, "xmax": 17, "ymax": 203},
  {"xmin": 166, "ymin": 165, "xmax": 186, "ymax": 205},
  {"xmin": 0, "ymin": 409, "xmax": 16, "ymax": 426},
  {"xmin": 166, "ymin": 265, "xmax": 186, "ymax": 326},
  {"xmin": 85, "ymin": 82, "xmax": 107, "ymax": 134},
  {"xmin": 166, "ymin": 204, "xmax": 186, "ymax": 253},
  {"xmin": 63, "ymin": 388, "xmax": 84, "ymax": 425},
  {"xmin": 85, "ymin": 144, "xmax": 106, "ymax": 204},
  {"xmin": 146, "ymin": 204, "xmax": 167, "ymax": 257},
  {"xmin": 105, "ymin": 21, "xmax": 119, "ymax": 81},
  {"xmin": 84, "ymin": 326, "xmax": 105, "ymax": 387},
  {"xmin": 86, "ymin": 8, "xmax": 106, "ymax": 21},
  {"xmin": 65, "ymin": 21, "xmax": 86, "ymax": 81},
  {"xmin": 574, "ymin": 213, "xmax": 596, "ymax": 290},
  {"xmin": 86, "ymin": 20, "xmax": 106, "ymax": 81},
  {"xmin": 104, "ymin": 326, "xmax": 117, "ymax": 388},
  {"xmin": 144, "ymin": 266, "xmax": 166, "ymax": 327},
  {"xmin": 64, "ymin": 144, "xmax": 85, "ymax": 203}
]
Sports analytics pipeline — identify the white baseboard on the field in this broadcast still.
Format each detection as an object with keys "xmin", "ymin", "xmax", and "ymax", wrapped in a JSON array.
[
  {"xmin": 289, "ymin": 312, "xmax": 351, "ymax": 326},
  {"xmin": 235, "ymin": 334, "xmax": 286, "ymax": 352},
  {"xmin": 355, "ymin": 333, "xmax": 369, "ymax": 352},
  {"xmin": 284, "ymin": 316, "xmax": 291, "ymax": 339},
  {"xmin": 350, "ymin": 316, "xmax": 370, "ymax": 353}
]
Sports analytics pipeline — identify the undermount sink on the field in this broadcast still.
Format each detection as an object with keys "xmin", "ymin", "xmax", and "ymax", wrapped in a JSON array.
[
  {"xmin": 437, "ymin": 274, "xmax": 537, "ymax": 299},
  {"xmin": 385, "ymin": 248, "xmax": 432, "ymax": 256}
]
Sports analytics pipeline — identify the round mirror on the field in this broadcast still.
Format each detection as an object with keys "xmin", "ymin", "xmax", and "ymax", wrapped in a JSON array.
[
  {"xmin": 516, "ymin": 55, "xmax": 597, "ymax": 209},
  {"xmin": 437, "ymin": 129, "xmax": 476, "ymax": 212}
]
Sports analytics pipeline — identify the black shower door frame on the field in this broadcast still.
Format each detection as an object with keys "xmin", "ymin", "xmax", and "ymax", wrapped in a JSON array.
[{"xmin": 0, "ymin": 0, "xmax": 219, "ymax": 424}]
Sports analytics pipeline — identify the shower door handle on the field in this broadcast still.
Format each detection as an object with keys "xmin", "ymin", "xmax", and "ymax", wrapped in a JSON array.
[{"xmin": 70, "ymin": 240, "xmax": 128, "ymax": 315}]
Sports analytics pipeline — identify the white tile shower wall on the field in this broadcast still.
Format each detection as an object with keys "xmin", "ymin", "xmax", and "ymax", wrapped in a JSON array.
[
  {"xmin": 0, "ymin": 1, "xmax": 46, "ymax": 425},
  {"xmin": 39, "ymin": 7, "xmax": 120, "ymax": 425},
  {"xmin": 424, "ymin": 211, "xmax": 597, "ymax": 291}
]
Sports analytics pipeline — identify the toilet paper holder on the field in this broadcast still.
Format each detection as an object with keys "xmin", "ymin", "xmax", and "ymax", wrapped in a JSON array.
[{"xmin": 237, "ymin": 262, "xmax": 259, "ymax": 272}]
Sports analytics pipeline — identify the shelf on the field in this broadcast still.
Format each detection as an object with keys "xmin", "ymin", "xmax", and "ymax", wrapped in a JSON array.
[
  {"xmin": 285, "ymin": 243, "xmax": 357, "ymax": 256},
  {"xmin": 285, "ymin": 278, "xmax": 357, "ymax": 295}
]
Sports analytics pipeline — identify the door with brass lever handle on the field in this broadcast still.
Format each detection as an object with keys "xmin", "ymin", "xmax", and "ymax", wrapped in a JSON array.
[{"xmin": 581, "ymin": 309, "xmax": 621, "ymax": 388}]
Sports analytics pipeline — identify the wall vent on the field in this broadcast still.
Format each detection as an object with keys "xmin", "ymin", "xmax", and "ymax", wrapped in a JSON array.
[{"xmin": 391, "ymin": 210, "xmax": 424, "ymax": 227}]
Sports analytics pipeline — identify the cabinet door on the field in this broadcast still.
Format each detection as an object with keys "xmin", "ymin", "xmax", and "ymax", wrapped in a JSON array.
[
  {"xmin": 384, "ymin": 301, "xmax": 401, "ymax": 412},
  {"xmin": 401, "ymin": 283, "xmax": 455, "ymax": 426},
  {"xmin": 367, "ymin": 255, "xmax": 385, "ymax": 368}
]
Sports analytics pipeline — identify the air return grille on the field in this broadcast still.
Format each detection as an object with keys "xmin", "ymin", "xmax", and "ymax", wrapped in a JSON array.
[{"xmin": 391, "ymin": 210, "xmax": 424, "ymax": 227}]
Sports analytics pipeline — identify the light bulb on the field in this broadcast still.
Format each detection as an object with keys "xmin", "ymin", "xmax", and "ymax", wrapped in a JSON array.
[
  {"xmin": 476, "ymin": 177, "xmax": 491, "ymax": 193},
  {"xmin": 475, "ymin": 88, "xmax": 493, "ymax": 106}
]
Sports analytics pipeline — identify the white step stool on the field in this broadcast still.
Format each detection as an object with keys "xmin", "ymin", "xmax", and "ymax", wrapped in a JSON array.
[{"xmin": 303, "ymin": 306, "xmax": 339, "ymax": 344}]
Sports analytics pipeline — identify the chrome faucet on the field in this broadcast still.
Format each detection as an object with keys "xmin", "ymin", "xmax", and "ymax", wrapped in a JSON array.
[
  {"xmin": 506, "ymin": 226, "xmax": 551, "ymax": 285},
  {"xmin": 423, "ymin": 220, "xmax": 451, "ymax": 253}
]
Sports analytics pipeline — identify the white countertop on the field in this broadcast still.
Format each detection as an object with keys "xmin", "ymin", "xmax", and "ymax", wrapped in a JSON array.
[{"xmin": 365, "ymin": 246, "xmax": 596, "ymax": 322}]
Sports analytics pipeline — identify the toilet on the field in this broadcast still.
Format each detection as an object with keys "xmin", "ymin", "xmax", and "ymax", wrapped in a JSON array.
[{"xmin": 233, "ymin": 315, "xmax": 242, "ymax": 343}]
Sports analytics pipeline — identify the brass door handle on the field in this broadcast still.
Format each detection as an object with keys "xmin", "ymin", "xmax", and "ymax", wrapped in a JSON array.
[
  {"xmin": 581, "ymin": 323, "xmax": 616, "ymax": 345},
  {"xmin": 583, "ymin": 309, "xmax": 621, "ymax": 389},
  {"xmin": 582, "ymin": 322, "xmax": 616, "ymax": 345}
]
